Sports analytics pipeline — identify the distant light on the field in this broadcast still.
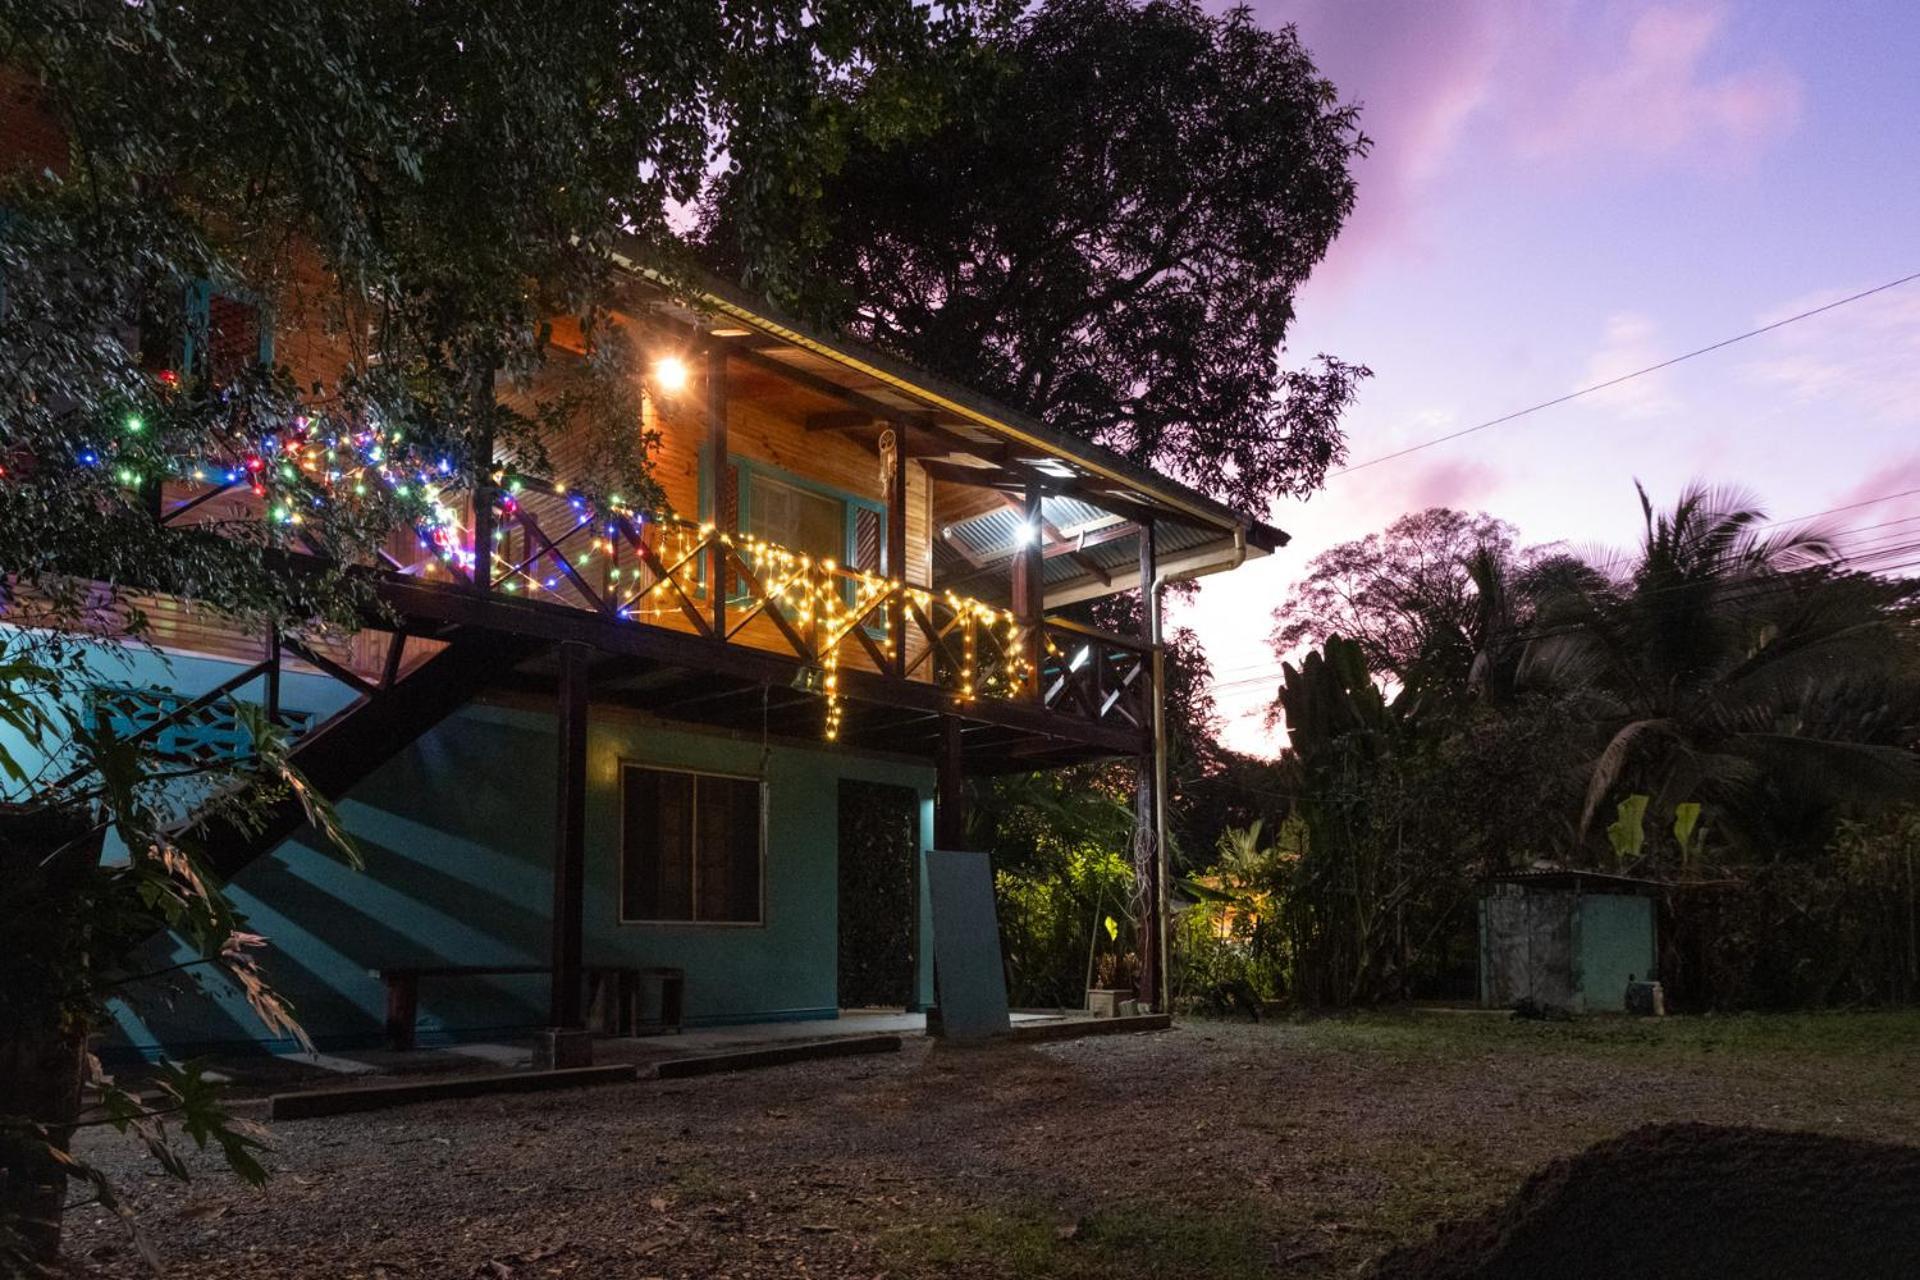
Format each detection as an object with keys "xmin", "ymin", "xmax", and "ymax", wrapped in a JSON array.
[{"xmin": 652, "ymin": 355, "xmax": 690, "ymax": 393}]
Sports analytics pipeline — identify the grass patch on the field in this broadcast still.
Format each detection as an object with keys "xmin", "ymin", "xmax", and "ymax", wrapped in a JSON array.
[{"xmin": 888, "ymin": 1200, "xmax": 1273, "ymax": 1279}]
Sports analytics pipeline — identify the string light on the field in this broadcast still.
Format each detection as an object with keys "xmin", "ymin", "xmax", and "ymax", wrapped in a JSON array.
[{"xmin": 61, "ymin": 372, "xmax": 1042, "ymax": 743}]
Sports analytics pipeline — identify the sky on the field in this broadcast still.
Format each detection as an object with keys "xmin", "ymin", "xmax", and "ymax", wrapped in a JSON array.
[{"xmin": 1182, "ymin": 0, "xmax": 1920, "ymax": 754}]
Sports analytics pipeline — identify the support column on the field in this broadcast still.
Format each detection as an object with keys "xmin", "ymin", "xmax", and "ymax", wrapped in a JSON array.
[
  {"xmin": 707, "ymin": 346, "xmax": 730, "ymax": 637},
  {"xmin": 470, "ymin": 357, "xmax": 496, "ymax": 596},
  {"xmin": 549, "ymin": 642, "xmax": 590, "ymax": 1039},
  {"xmin": 935, "ymin": 714, "xmax": 967, "ymax": 849},
  {"xmin": 1132, "ymin": 522, "xmax": 1168, "ymax": 1013},
  {"xmin": 887, "ymin": 426, "xmax": 910, "ymax": 678},
  {"xmin": 1011, "ymin": 480, "xmax": 1045, "ymax": 699}
]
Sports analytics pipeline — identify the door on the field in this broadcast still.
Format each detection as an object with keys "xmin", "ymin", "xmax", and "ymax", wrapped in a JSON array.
[{"xmin": 836, "ymin": 780, "xmax": 919, "ymax": 1008}]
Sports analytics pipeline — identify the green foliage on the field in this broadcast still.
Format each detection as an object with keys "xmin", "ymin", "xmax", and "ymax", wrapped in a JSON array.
[
  {"xmin": 977, "ymin": 772, "xmax": 1137, "ymax": 1007},
  {"xmin": 1, "ymin": 0, "xmax": 978, "ymax": 1260},
  {"xmin": 1672, "ymin": 802, "xmax": 1706, "ymax": 871},
  {"xmin": 1606, "ymin": 794, "xmax": 1649, "ymax": 866},
  {"xmin": 1260, "ymin": 481, "xmax": 1920, "ymax": 1011},
  {"xmin": 702, "ymin": 0, "xmax": 1370, "ymax": 511},
  {"xmin": 1173, "ymin": 819, "xmax": 1300, "ymax": 1015}
]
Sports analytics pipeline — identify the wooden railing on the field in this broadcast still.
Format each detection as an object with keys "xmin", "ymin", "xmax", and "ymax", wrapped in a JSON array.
[{"xmin": 152, "ymin": 469, "xmax": 1154, "ymax": 740}]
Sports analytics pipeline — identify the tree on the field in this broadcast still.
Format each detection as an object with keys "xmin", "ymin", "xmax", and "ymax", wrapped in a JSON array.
[
  {"xmin": 1270, "ymin": 509, "xmax": 1522, "ymax": 688},
  {"xmin": 0, "ymin": 0, "xmax": 967, "ymax": 1262},
  {"xmin": 1524, "ymin": 482, "xmax": 1920, "ymax": 850},
  {"xmin": 700, "ymin": 0, "xmax": 1371, "ymax": 511}
]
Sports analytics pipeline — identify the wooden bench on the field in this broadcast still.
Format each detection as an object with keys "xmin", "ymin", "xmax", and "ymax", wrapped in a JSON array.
[{"xmin": 375, "ymin": 964, "xmax": 685, "ymax": 1050}]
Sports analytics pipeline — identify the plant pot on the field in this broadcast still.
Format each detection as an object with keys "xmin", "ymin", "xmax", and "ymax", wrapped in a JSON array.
[{"xmin": 1085, "ymin": 988, "xmax": 1131, "ymax": 1018}]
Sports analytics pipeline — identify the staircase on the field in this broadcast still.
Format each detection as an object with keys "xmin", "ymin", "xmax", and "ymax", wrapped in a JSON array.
[{"xmin": 197, "ymin": 629, "xmax": 547, "ymax": 880}]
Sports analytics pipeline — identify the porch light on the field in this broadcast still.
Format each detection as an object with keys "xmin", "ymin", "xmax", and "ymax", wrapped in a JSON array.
[
  {"xmin": 1011, "ymin": 520, "xmax": 1037, "ymax": 547},
  {"xmin": 651, "ymin": 354, "xmax": 690, "ymax": 393}
]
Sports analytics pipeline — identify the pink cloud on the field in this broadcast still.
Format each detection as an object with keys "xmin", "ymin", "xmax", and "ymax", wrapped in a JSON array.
[
  {"xmin": 1404, "ymin": 457, "xmax": 1502, "ymax": 510},
  {"xmin": 1276, "ymin": 1, "xmax": 1507, "ymax": 287},
  {"xmin": 1512, "ymin": 4, "xmax": 1801, "ymax": 164},
  {"xmin": 1264, "ymin": 1, "xmax": 1802, "ymax": 290}
]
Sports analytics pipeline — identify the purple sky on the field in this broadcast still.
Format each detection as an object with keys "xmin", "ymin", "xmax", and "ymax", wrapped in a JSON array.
[{"xmin": 1183, "ymin": 0, "xmax": 1920, "ymax": 754}]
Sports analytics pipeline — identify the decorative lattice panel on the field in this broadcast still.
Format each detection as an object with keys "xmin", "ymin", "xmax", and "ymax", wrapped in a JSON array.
[{"xmin": 89, "ymin": 685, "xmax": 314, "ymax": 765}]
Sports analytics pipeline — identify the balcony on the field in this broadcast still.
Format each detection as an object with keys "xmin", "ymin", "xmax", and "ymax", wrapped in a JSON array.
[{"xmin": 146, "ymin": 468, "xmax": 1154, "ymax": 754}]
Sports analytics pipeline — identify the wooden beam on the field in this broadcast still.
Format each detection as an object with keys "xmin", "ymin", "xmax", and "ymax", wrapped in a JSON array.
[
  {"xmin": 1013, "ymin": 480, "xmax": 1044, "ymax": 699},
  {"xmin": 887, "ymin": 424, "xmax": 909, "ymax": 678},
  {"xmin": 707, "ymin": 346, "xmax": 730, "ymax": 639},
  {"xmin": 936, "ymin": 714, "xmax": 966, "ymax": 849},
  {"xmin": 938, "ymin": 526, "xmax": 987, "ymax": 569},
  {"xmin": 1134, "ymin": 520, "xmax": 1162, "ymax": 1012},
  {"xmin": 805, "ymin": 410, "xmax": 875, "ymax": 433},
  {"xmin": 369, "ymin": 577, "xmax": 1150, "ymax": 756},
  {"xmin": 921, "ymin": 458, "xmax": 1164, "ymax": 530},
  {"xmin": 999, "ymin": 494, "xmax": 1112, "ymax": 588},
  {"xmin": 550, "ymin": 640, "xmax": 590, "ymax": 1029}
]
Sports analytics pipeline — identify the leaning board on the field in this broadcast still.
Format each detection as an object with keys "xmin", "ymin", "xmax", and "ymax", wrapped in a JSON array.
[{"xmin": 924, "ymin": 848, "xmax": 1012, "ymax": 1041}]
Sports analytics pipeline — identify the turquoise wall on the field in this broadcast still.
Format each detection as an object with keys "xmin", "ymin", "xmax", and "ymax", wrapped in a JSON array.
[
  {"xmin": 5, "ymin": 637, "xmax": 935, "ymax": 1058},
  {"xmin": 1574, "ymin": 893, "xmax": 1657, "ymax": 1013}
]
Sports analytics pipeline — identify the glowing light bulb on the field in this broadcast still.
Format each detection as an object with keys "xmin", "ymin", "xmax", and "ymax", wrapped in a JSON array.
[{"xmin": 652, "ymin": 355, "xmax": 690, "ymax": 393}]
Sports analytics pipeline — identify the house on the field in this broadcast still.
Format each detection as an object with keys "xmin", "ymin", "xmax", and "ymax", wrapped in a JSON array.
[{"xmin": 2, "ymin": 103, "xmax": 1286, "ymax": 1058}]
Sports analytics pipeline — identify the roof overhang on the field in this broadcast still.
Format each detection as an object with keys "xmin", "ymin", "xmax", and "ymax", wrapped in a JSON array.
[{"xmin": 606, "ymin": 254, "xmax": 1287, "ymax": 604}]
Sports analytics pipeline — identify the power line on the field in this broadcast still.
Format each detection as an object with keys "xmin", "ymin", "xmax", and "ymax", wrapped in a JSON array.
[{"xmin": 1331, "ymin": 270, "xmax": 1920, "ymax": 478}]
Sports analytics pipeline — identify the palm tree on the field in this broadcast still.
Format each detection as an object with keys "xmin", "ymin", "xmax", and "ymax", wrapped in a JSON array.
[{"xmin": 1520, "ymin": 481, "xmax": 1920, "ymax": 854}]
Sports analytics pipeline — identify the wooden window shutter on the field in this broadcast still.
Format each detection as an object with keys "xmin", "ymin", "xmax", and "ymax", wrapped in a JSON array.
[
  {"xmin": 206, "ymin": 294, "xmax": 261, "ymax": 386},
  {"xmin": 853, "ymin": 507, "xmax": 882, "ymax": 574},
  {"xmin": 185, "ymin": 282, "xmax": 270, "ymax": 390}
]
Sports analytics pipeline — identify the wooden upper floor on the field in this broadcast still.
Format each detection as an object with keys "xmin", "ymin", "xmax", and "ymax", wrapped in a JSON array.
[{"xmin": 3, "ymin": 77, "xmax": 1285, "ymax": 755}]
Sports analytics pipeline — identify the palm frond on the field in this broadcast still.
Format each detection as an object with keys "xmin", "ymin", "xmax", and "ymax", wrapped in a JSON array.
[{"xmin": 1579, "ymin": 718, "xmax": 1675, "ymax": 835}]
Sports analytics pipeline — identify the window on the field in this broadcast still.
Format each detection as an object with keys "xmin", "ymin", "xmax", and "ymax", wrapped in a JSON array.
[
  {"xmin": 747, "ymin": 470, "xmax": 848, "ymax": 566},
  {"xmin": 182, "ymin": 281, "xmax": 273, "ymax": 389},
  {"xmin": 718, "ymin": 460, "xmax": 886, "ymax": 575},
  {"xmin": 620, "ymin": 764, "xmax": 764, "ymax": 924}
]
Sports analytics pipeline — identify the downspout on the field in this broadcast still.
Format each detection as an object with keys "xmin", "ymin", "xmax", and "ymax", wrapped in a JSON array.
[{"xmin": 1148, "ymin": 523, "xmax": 1247, "ymax": 1014}]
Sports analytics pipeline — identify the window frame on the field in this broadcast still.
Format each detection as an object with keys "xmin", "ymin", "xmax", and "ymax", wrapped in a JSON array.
[
  {"xmin": 699, "ymin": 452, "xmax": 890, "ymax": 578},
  {"xmin": 616, "ymin": 759, "xmax": 768, "ymax": 929},
  {"xmin": 182, "ymin": 280, "xmax": 275, "ymax": 381}
]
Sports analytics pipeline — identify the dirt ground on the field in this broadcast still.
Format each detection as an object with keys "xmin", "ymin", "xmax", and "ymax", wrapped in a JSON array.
[{"xmin": 59, "ymin": 1011, "xmax": 1920, "ymax": 1278}]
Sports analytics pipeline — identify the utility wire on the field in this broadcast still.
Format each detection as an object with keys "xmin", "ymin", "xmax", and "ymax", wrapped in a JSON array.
[{"xmin": 1331, "ymin": 271, "xmax": 1920, "ymax": 478}]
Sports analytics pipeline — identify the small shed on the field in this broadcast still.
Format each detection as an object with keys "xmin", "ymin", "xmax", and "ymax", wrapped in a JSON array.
[{"xmin": 1478, "ymin": 870, "xmax": 1660, "ymax": 1013}]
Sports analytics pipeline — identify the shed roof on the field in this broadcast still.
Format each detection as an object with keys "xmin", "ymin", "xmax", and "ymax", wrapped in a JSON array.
[{"xmin": 1482, "ymin": 869, "xmax": 1668, "ymax": 893}]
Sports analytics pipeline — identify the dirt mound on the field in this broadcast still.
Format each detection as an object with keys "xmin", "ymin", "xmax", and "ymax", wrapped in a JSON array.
[{"xmin": 1372, "ymin": 1123, "xmax": 1920, "ymax": 1280}]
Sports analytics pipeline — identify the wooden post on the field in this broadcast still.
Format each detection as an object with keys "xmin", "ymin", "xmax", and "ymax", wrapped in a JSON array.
[
  {"xmin": 1011, "ymin": 480, "xmax": 1044, "ymax": 700},
  {"xmin": 1132, "ymin": 522, "xmax": 1163, "ymax": 1012},
  {"xmin": 935, "ymin": 714, "xmax": 966, "ymax": 849},
  {"xmin": 708, "ymin": 347, "xmax": 729, "ymax": 639},
  {"xmin": 470, "ymin": 358, "xmax": 496, "ymax": 596},
  {"xmin": 550, "ymin": 641, "xmax": 590, "ymax": 1029},
  {"xmin": 888, "ymin": 426, "xmax": 910, "ymax": 678},
  {"xmin": 265, "ymin": 624, "xmax": 282, "ymax": 725}
]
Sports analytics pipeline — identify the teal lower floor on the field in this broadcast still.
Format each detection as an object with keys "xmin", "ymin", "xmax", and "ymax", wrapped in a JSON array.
[{"xmin": 84, "ymin": 654, "xmax": 936, "ymax": 1060}]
